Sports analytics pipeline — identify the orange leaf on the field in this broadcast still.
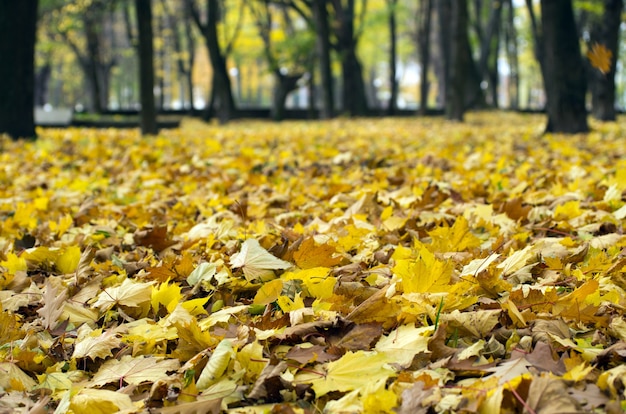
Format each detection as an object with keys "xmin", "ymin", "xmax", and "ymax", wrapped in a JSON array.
[{"xmin": 587, "ymin": 43, "xmax": 612, "ymax": 74}]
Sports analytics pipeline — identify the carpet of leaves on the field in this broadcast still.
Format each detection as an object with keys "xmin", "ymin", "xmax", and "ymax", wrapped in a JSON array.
[{"xmin": 2, "ymin": 113, "xmax": 626, "ymax": 413}]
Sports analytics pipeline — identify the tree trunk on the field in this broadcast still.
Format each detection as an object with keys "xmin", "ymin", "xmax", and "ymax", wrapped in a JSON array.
[
  {"xmin": 418, "ymin": 0, "xmax": 433, "ymax": 115},
  {"xmin": 332, "ymin": 0, "xmax": 369, "ymax": 116},
  {"xmin": 504, "ymin": 0, "xmax": 519, "ymax": 109},
  {"xmin": 136, "ymin": 0, "xmax": 158, "ymax": 135},
  {"xmin": 271, "ymin": 73, "xmax": 300, "ymax": 121},
  {"xmin": 340, "ymin": 50, "xmax": 369, "ymax": 116},
  {"xmin": 35, "ymin": 63, "xmax": 51, "ymax": 107},
  {"xmin": 477, "ymin": 0, "xmax": 502, "ymax": 106},
  {"xmin": 445, "ymin": 0, "xmax": 469, "ymax": 121},
  {"xmin": 540, "ymin": 0, "xmax": 588, "ymax": 133},
  {"xmin": 588, "ymin": 0, "xmax": 623, "ymax": 121},
  {"xmin": 0, "ymin": 0, "xmax": 38, "ymax": 140},
  {"xmin": 194, "ymin": 0, "xmax": 236, "ymax": 123},
  {"xmin": 313, "ymin": 0, "xmax": 334, "ymax": 119},
  {"xmin": 387, "ymin": 0, "xmax": 398, "ymax": 115}
]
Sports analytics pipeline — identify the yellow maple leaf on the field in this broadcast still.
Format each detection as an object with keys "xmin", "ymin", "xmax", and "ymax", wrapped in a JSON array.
[
  {"xmin": 151, "ymin": 280, "xmax": 183, "ymax": 314},
  {"xmin": 90, "ymin": 355, "xmax": 180, "ymax": 387},
  {"xmin": 293, "ymin": 237, "xmax": 343, "ymax": 269},
  {"xmin": 253, "ymin": 278, "xmax": 284, "ymax": 305},
  {"xmin": 309, "ymin": 351, "xmax": 393, "ymax": 397},
  {"xmin": 429, "ymin": 216, "xmax": 481, "ymax": 252},
  {"xmin": 394, "ymin": 243, "xmax": 453, "ymax": 293},
  {"xmin": 72, "ymin": 326, "xmax": 121, "ymax": 360},
  {"xmin": 375, "ymin": 324, "xmax": 433, "ymax": 367},
  {"xmin": 284, "ymin": 267, "xmax": 336, "ymax": 299},
  {"xmin": 587, "ymin": 43, "xmax": 612, "ymax": 74},
  {"xmin": 56, "ymin": 245, "xmax": 81, "ymax": 274},
  {"xmin": 70, "ymin": 388, "xmax": 135, "ymax": 413}
]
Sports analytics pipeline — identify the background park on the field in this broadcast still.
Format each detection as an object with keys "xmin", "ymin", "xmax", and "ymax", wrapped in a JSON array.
[{"xmin": 1, "ymin": 1, "xmax": 626, "ymax": 413}]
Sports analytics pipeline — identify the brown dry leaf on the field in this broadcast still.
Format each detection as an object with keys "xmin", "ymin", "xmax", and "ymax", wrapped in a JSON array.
[
  {"xmin": 397, "ymin": 381, "xmax": 434, "ymax": 414},
  {"xmin": 134, "ymin": 224, "xmax": 176, "ymax": 252},
  {"xmin": 285, "ymin": 344, "xmax": 339, "ymax": 364},
  {"xmin": 427, "ymin": 323, "xmax": 457, "ymax": 361},
  {"xmin": 330, "ymin": 322, "xmax": 383, "ymax": 352},
  {"xmin": 37, "ymin": 279, "xmax": 68, "ymax": 330},
  {"xmin": 526, "ymin": 374, "xmax": 582, "ymax": 413}
]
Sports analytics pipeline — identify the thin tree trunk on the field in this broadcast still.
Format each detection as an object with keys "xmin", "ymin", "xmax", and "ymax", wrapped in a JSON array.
[
  {"xmin": 504, "ymin": 0, "xmax": 519, "ymax": 109},
  {"xmin": 418, "ymin": 0, "xmax": 433, "ymax": 115},
  {"xmin": 437, "ymin": 0, "xmax": 451, "ymax": 108},
  {"xmin": 387, "ymin": 0, "xmax": 398, "ymax": 115},
  {"xmin": 313, "ymin": 0, "xmax": 334, "ymax": 119},
  {"xmin": 0, "ymin": 0, "xmax": 38, "ymax": 140},
  {"xmin": 136, "ymin": 0, "xmax": 158, "ymax": 135}
]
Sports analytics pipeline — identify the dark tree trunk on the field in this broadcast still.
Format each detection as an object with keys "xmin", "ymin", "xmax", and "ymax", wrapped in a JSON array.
[
  {"xmin": 135, "ymin": 0, "xmax": 158, "ymax": 135},
  {"xmin": 85, "ymin": 20, "xmax": 105, "ymax": 113},
  {"xmin": 339, "ymin": 50, "xmax": 369, "ymax": 116},
  {"xmin": 35, "ymin": 63, "xmax": 51, "ymax": 107},
  {"xmin": 313, "ymin": 0, "xmax": 334, "ymax": 119},
  {"xmin": 434, "ymin": 0, "xmax": 449, "ymax": 107},
  {"xmin": 588, "ymin": 0, "xmax": 623, "ymax": 121},
  {"xmin": 271, "ymin": 74, "xmax": 301, "ymax": 121},
  {"xmin": 445, "ymin": 0, "xmax": 469, "ymax": 121},
  {"xmin": 0, "ymin": 0, "xmax": 38, "ymax": 140},
  {"xmin": 183, "ymin": 2, "xmax": 196, "ymax": 112},
  {"xmin": 387, "ymin": 0, "xmax": 398, "ymax": 115},
  {"xmin": 477, "ymin": 0, "xmax": 502, "ymax": 106},
  {"xmin": 332, "ymin": 0, "xmax": 369, "ymax": 116},
  {"xmin": 540, "ymin": 0, "xmax": 588, "ymax": 133},
  {"xmin": 190, "ymin": 0, "xmax": 236, "ymax": 123},
  {"xmin": 418, "ymin": 0, "xmax": 433, "ymax": 115}
]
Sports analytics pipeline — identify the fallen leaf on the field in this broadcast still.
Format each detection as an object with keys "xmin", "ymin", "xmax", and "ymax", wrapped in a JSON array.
[
  {"xmin": 526, "ymin": 374, "xmax": 582, "ymax": 413},
  {"xmin": 309, "ymin": 351, "xmax": 393, "ymax": 396},
  {"xmin": 230, "ymin": 239, "xmax": 292, "ymax": 282},
  {"xmin": 90, "ymin": 356, "xmax": 180, "ymax": 387}
]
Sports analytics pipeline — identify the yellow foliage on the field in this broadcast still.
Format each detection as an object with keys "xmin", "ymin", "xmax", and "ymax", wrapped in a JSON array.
[{"xmin": 1, "ymin": 115, "xmax": 626, "ymax": 412}]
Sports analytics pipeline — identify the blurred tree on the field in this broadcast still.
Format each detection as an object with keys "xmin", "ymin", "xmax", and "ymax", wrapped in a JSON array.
[
  {"xmin": 443, "ymin": 0, "xmax": 469, "ymax": 121},
  {"xmin": 55, "ymin": 0, "xmax": 119, "ymax": 113},
  {"xmin": 502, "ymin": 0, "xmax": 519, "ymax": 109},
  {"xmin": 0, "ymin": 0, "xmax": 39, "ymax": 139},
  {"xmin": 135, "ymin": 0, "xmax": 158, "ymax": 135},
  {"xmin": 586, "ymin": 0, "xmax": 623, "ymax": 121},
  {"xmin": 538, "ymin": 0, "xmax": 588, "ymax": 133},
  {"xmin": 311, "ymin": 0, "xmax": 334, "ymax": 118},
  {"xmin": 248, "ymin": 0, "xmax": 314, "ymax": 120},
  {"xmin": 386, "ymin": 0, "xmax": 398, "ymax": 115},
  {"xmin": 438, "ymin": 0, "xmax": 483, "ymax": 113},
  {"xmin": 188, "ymin": 0, "xmax": 239, "ymax": 123},
  {"xmin": 159, "ymin": 0, "xmax": 197, "ymax": 112},
  {"xmin": 473, "ymin": 0, "xmax": 502, "ymax": 107},
  {"xmin": 331, "ymin": 0, "xmax": 369, "ymax": 116},
  {"xmin": 416, "ymin": 0, "xmax": 433, "ymax": 114}
]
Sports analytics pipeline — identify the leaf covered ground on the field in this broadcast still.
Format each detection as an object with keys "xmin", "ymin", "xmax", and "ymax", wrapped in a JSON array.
[{"xmin": 2, "ymin": 113, "xmax": 626, "ymax": 413}]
